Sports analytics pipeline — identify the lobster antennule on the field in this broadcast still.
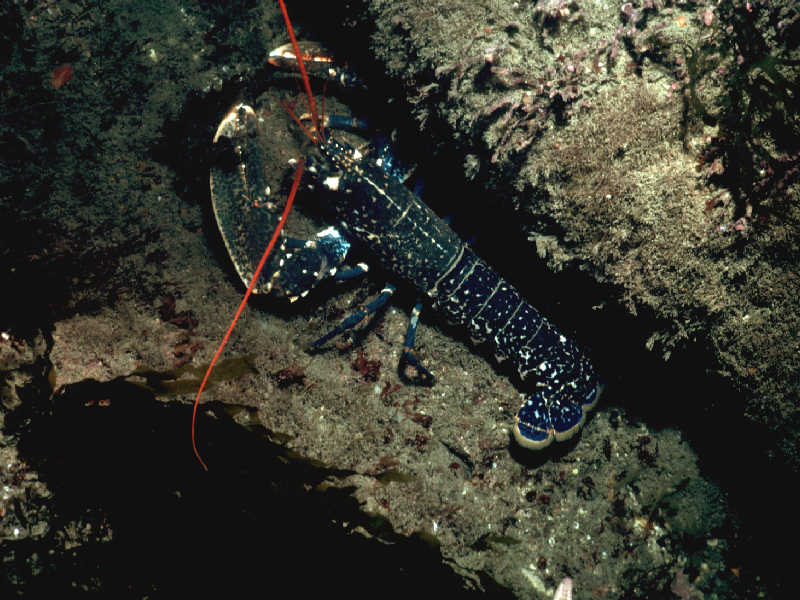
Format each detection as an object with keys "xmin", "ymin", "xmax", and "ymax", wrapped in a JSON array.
[{"xmin": 277, "ymin": 0, "xmax": 325, "ymax": 142}]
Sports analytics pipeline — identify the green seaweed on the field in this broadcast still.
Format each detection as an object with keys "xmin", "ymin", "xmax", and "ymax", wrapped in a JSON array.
[
  {"xmin": 127, "ymin": 355, "xmax": 257, "ymax": 396},
  {"xmin": 376, "ymin": 469, "xmax": 414, "ymax": 484},
  {"xmin": 485, "ymin": 534, "xmax": 521, "ymax": 547},
  {"xmin": 683, "ymin": 1, "xmax": 799, "ymax": 211}
]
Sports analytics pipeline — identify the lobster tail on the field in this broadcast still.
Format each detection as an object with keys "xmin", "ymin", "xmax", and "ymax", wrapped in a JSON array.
[{"xmin": 429, "ymin": 248, "xmax": 601, "ymax": 449}]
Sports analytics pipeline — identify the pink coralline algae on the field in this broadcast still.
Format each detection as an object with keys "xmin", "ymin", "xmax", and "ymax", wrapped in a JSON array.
[{"xmin": 553, "ymin": 577, "xmax": 573, "ymax": 600}]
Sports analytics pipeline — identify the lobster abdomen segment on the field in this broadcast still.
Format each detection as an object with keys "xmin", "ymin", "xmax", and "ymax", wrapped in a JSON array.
[
  {"xmin": 314, "ymin": 136, "xmax": 601, "ymax": 449},
  {"xmin": 431, "ymin": 248, "xmax": 602, "ymax": 449}
]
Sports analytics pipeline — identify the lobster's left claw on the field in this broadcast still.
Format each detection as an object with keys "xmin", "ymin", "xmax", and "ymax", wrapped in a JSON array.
[{"xmin": 210, "ymin": 103, "xmax": 284, "ymax": 294}]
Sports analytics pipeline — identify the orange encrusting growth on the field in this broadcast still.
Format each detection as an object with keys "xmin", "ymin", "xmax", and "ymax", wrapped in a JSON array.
[
  {"xmin": 192, "ymin": 0, "xmax": 323, "ymax": 470},
  {"xmin": 51, "ymin": 64, "xmax": 73, "ymax": 89}
]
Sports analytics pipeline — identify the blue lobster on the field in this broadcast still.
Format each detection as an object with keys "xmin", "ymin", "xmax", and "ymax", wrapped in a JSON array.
[{"xmin": 203, "ymin": 1, "xmax": 602, "ymax": 458}]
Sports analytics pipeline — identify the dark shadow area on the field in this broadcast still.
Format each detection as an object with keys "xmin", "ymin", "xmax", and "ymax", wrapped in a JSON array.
[{"xmin": 4, "ymin": 379, "xmax": 513, "ymax": 598}]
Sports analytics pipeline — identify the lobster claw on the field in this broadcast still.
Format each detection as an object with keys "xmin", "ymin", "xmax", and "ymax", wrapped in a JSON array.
[
  {"xmin": 269, "ymin": 227, "xmax": 350, "ymax": 302},
  {"xmin": 268, "ymin": 41, "xmax": 366, "ymax": 89},
  {"xmin": 210, "ymin": 103, "xmax": 285, "ymax": 295},
  {"xmin": 268, "ymin": 41, "xmax": 334, "ymax": 79}
]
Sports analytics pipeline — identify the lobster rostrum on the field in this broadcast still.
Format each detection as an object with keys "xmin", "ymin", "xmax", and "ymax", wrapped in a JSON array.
[{"xmin": 197, "ymin": 1, "xmax": 602, "ymax": 467}]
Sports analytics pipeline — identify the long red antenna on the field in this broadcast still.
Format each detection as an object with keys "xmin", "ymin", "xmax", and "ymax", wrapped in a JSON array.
[
  {"xmin": 192, "ymin": 0, "xmax": 321, "ymax": 470},
  {"xmin": 192, "ymin": 160, "xmax": 305, "ymax": 470},
  {"xmin": 277, "ymin": 0, "xmax": 323, "ymax": 141}
]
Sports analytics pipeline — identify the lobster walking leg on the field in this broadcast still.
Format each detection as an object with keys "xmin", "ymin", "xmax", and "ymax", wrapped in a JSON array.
[
  {"xmin": 311, "ymin": 283, "xmax": 396, "ymax": 347},
  {"xmin": 399, "ymin": 300, "xmax": 435, "ymax": 384}
]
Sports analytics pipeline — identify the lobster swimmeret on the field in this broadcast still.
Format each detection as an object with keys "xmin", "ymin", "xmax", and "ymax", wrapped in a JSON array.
[{"xmin": 199, "ymin": 0, "xmax": 602, "ymax": 465}]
